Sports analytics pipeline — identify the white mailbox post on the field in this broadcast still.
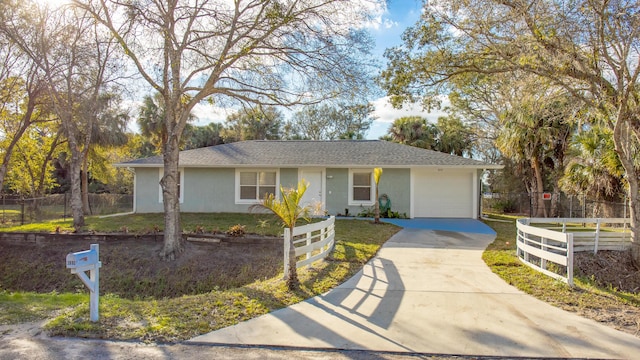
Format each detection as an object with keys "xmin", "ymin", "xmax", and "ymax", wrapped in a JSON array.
[{"xmin": 66, "ymin": 244, "xmax": 102, "ymax": 322}]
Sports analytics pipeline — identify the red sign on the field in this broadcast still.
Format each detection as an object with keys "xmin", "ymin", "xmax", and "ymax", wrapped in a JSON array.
[{"xmin": 542, "ymin": 192, "xmax": 552, "ymax": 200}]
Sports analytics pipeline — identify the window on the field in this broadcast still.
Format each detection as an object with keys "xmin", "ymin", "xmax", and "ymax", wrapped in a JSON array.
[
  {"xmin": 236, "ymin": 170, "xmax": 278, "ymax": 203},
  {"xmin": 349, "ymin": 170, "xmax": 374, "ymax": 205},
  {"xmin": 158, "ymin": 168, "xmax": 184, "ymax": 203}
]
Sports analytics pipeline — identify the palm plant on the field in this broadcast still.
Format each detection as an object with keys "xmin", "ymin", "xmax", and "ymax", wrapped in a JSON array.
[
  {"xmin": 257, "ymin": 180, "xmax": 310, "ymax": 290},
  {"xmin": 374, "ymin": 168, "xmax": 383, "ymax": 223}
]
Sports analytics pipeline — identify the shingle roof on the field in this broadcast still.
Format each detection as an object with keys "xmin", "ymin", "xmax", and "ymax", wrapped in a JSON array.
[{"xmin": 117, "ymin": 140, "xmax": 501, "ymax": 168}]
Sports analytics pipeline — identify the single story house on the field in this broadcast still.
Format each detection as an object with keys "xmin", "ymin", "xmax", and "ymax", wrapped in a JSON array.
[{"xmin": 116, "ymin": 140, "xmax": 502, "ymax": 219}]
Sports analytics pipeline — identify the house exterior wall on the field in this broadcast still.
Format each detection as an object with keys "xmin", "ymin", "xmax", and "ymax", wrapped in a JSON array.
[
  {"xmin": 324, "ymin": 168, "xmax": 410, "ymax": 217},
  {"xmin": 182, "ymin": 168, "xmax": 238, "ymax": 212},
  {"xmin": 378, "ymin": 168, "xmax": 411, "ymax": 217},
  {"xmin": 279, "ymin": 168, "xmax": 298, "ymax": 189},
  {"xmin": 133, "ymin": 166, "xmax": 417, "ymax": 218},
  {"xmin": 134, "ymin": 168, "xmax": 163, "ymax": 213}
]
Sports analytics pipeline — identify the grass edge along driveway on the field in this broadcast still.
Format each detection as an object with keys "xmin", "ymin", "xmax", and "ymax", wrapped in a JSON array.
[
  {"xmin": 482, "ymin": 215, "xmax": 640, "ymax": 339},
  {"xmin": 1, "ymin": 216, "xmax": 400, "ymax": 343}
]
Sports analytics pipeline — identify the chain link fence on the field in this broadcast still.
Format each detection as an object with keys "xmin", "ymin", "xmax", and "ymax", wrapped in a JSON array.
[
  {"xmin": 0, "ymin": 193, "xmax": 133, "ymax": 226},
  {"xmin": 482, "ymin": 192, "xmax": 629, "ymax": 218}
]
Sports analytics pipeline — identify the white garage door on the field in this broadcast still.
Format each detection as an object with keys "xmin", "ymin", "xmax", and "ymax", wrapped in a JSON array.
[{"xmin": 413, "ymin": 169, "xmax": 474, "ymax": 218}]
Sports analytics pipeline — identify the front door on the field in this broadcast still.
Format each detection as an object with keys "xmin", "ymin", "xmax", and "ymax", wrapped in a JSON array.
[{"xmin": 300, "ymin": 169, "xmax": 324, "ymax": 213}]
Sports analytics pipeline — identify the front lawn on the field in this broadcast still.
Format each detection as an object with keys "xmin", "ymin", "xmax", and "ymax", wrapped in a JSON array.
[
  {"xmin": 0, "ymin": 214, "xmax": 400, "ymax": 342},
  {"xmin": 0, "ymin": 212, "xmax": 293, "ymax": 236}
]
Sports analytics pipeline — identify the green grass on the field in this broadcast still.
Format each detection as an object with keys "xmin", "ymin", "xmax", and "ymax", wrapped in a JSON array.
[
  {"xmin": 482, "ymin": 215, "xmax": 640, "ymax": 318},
  {"xmin": 0, "ymin": 291, "xmax": 87, "ymax": 325},
  {"xmin": 0, "ymin": 212, "xmax": 302, "ymax": 236},
  {"xmin": 0, "ymin": 216, "xmax": 400, "ymax": 342}
]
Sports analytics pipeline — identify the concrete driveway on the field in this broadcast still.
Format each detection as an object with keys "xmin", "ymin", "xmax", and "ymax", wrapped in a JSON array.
[{"xmin": 190, "ymin": 219, "xmax": 640, "ymax": 358}]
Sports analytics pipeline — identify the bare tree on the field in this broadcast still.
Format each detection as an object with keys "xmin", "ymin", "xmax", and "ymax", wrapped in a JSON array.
[
  {"xmin": 380, "ymin": 0, "xmax": 640, "ymax": 265},
  {"xmin": 0, "ymin": 1, "xmax": 125, "ymax": 231},
  {"xmin": 74, "ymin": 0, "xmax": 380, "ymax": 260}
]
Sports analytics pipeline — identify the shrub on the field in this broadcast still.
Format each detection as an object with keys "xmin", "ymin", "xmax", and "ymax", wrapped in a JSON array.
[
  {"xmin": 226, "ymin": 224, "xmax": 246, "ymax": 237},
  {"xmin": 493, "ymin": 199, "xmax": 516, "ymax": 213}
]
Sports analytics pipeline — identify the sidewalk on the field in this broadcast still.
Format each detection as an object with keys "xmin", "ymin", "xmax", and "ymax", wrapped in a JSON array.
[{"xmin": 190, "ymin": 222, "xmax": 640, "ymax": 359}]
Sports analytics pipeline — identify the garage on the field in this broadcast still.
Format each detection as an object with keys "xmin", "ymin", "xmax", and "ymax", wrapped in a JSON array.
[{"xmin": 412, "ymin": 168, "xmax": 477, "ymax": 218}]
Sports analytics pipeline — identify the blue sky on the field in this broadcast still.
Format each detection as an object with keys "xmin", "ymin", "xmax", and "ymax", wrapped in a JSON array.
[
  {"xmin": 371, "ymin": 0, "xmax": 423, "ymax": 59},
  {"xmin": 187, "ymin": 0, "xmax": 447, "ymax": 139},
  {"xmin": 365, "ymin": 0, "xmax": 443, "ymax": 139}
]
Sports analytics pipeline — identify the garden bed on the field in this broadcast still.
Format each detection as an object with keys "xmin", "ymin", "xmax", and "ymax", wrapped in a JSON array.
[{"xmin": 0, "ymin": 233, "xmax": 283, "ymax": 299}]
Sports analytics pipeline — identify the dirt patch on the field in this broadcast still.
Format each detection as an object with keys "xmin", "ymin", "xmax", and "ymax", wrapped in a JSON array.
[
  {"xmin": 0, "ymin": 235, "xmax": 283, "ymax": 299},
  {"xmin": 572, "ymin": 250, "xmax": 640, "ymax": 337},
  {"xmin": 574, "ymin": 250, "xmax": 640, "ymax": 293}
]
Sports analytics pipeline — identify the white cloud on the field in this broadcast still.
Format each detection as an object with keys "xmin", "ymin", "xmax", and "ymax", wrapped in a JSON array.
[
  {"xmin": 367, "ymin": 96, "xmax": 450, "ymax": 139},
  {"xmin": 371, "ymin": 96, "xmax": 448, "ymax": 123},
  {"xmin": 383, "ymin": 18, "xmax": 398, "ymax": 29},
  {"xmin": 190, "ymin": 103, "xmax": 233, "ymax": 126}
]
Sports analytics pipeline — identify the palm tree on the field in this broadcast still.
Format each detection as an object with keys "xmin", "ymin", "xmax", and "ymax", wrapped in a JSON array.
[
  {"xmin": 137, "ymin": 94, "xmax": 167, "ymax": 152},
  {"xmin": 386, "ymin": 116, "xmax": 438, "ymax": 149},
  {"xmin": 435, "ymin": 115, "xmax": 473, "ymax": 156},
  {"xmin": 257, "ymin": 180, "xmax": 310, "ymax": 290},
  {"xmin": 560, "ymin": 127, "xmax": 626, "ymax": 217},
  {"xmin": 81, "ymin": 94, "xmax": 128, "ymax": 214},
  {"xmin": 374, "ymin": 168, "xmax": 383, "ymax": 223}
]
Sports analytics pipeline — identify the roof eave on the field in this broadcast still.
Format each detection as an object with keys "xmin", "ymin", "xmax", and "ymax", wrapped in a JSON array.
[{"xmin": 115, "ymin": 163, "xmax": 503, "ymax": 169}]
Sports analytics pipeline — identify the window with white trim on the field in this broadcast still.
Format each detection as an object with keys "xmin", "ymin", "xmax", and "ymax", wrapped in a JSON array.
[
  {"xmin": 236, "ymin": 170, "xmax": 278, "ymax": 203},
  {"xmin": 158, "ymin": 168, "xmax": 184, "ymax": 203},
  {"xmin": 349, "ymin": 169, "xmax": 374, "ymax": 205}
]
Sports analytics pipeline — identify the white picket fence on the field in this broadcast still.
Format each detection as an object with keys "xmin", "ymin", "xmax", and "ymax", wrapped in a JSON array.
[
  {"xmin": 516, "ymin": 218, "xmax": 632, "ymax": 286},
  {"xmin": 283, "ymin": 216, "xmax": 336, "ymax": 277}
]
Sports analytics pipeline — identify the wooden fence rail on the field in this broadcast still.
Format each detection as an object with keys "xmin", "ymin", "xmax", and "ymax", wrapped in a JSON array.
[
  {"xmin": 284, "ymin": 216, "xmax": 335, "ymax": 278},
  {"xmin": 516, "ymin": 217, "xmax": 632, "ymax": 286},
  {"xmin": 516, "ymin": 219, "xmax": 574, "ymax": 285},
  {"xmin": 526, "ymin": 218, "xmax": 631, "ymax": 253}
]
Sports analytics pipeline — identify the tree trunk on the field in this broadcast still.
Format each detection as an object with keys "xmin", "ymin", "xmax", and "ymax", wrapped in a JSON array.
[
  {"xmin": 81, "ymin": 154, "xmax": 91, "ymax": 215},
  {"xmin": 612, "ymin": 113, "xmax": 640, "ymax": 268},
  {"xmin": 67, "ymin": 136, "xmax": 85, "ymax": 231},
  {"xmin": 285, "ymin": 226, "xmax": 298, "ymax": 290},
  {"xmin": 626, "ymin": 176, "xmax": 640, "ymax": 269},
  {"xmin": 531, "ymin": 157, "xmax": 547, "ymax": 217},
  {"xmin": 159, "ymin": 135, "xmax": 184, "ymax": 261}
]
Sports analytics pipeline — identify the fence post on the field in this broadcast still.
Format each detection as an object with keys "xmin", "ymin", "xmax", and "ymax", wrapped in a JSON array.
[
  {"xmin": 283, "ymin": 228, "xmax": 290, "ymax": 280},
  {"xmin": 20, "ymin": 198, "xmax": 25, "ymax": 225},
  {"xmin": 63, "ymin": 193, "xmax": 67, "ymax": 221},
  {"xmin": 594, "ymin": 218, "xmax": 601, "ymax": 254},
  {"xmin": 321, "ymin": 227, "xmax": 327, "ymax": 252},
  {"xmin": 306, "ymin": 231, "xmax": 312, "ymax": 260},
  {"xmin": 569, "ymin": 196, "xmax": 573, "ymax": 218},
  {"xmin": 541, "ymin": 237, "xmax": 547, "ymax": 270},
  {"xmin": 567, "ymin": 233, "xmax": 574, "ymax": 287}
]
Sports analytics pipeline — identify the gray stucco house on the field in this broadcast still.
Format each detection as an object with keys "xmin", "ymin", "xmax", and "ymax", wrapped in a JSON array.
[{"xmin": 117, "ymin": 140, "xmax": 501, "ymax": 219}]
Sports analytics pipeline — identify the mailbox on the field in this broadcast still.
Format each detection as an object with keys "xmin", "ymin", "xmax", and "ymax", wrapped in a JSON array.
[
  {"xmin": 66, "ymin": 249, "xmax": 98, "ymax": 269},
  {"xmin": 66, "ymin": 244, "xmax": 101, "ymax": 322}
]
